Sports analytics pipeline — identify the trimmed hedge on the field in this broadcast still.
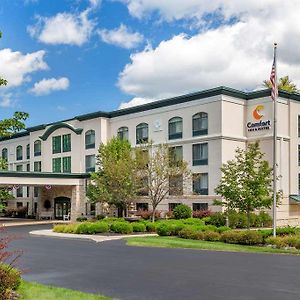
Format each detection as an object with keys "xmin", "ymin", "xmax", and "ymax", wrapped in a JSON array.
[
  {"xmin": 265, "ymin": 235, "xmax": 300, "ymax": 249},
  {"xmin": 110, "ymin": 222, "xmax": 133, "ymax": 234},
  {"xmin": 220, "ymin": 230, "xmax": 263, "ymax": 245},
  {"xmin": 132, "ymin": 223, "xmax": 146, "ymax": 232}
]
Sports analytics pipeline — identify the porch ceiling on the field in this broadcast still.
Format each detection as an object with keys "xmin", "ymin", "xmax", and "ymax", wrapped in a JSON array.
[{"xmin": 0, "ymin": 171, "xmax": 89, "ymax": 186}]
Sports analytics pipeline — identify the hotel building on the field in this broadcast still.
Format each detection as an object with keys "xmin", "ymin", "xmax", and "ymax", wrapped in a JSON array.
[{"xmin": 1, "ymin": 86, "xmax": 300, "ymax": 225}]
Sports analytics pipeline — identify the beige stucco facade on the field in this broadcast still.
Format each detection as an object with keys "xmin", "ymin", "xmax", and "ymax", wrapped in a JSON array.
[{"xmin": 1, "ymin": 87, "xmax": 300, "ymax": 224}]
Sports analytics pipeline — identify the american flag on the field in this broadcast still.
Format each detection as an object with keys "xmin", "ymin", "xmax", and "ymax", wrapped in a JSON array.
[{"xmin": 270, "ymin": 48, "xmax": 278, "ymax": 101}]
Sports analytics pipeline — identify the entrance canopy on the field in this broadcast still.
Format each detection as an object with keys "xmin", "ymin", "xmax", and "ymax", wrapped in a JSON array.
[
  {"xmin": 0, "ymin": 171, "xmax": 89, "ymax": 186},
  {"xmin": 290, "ymin": 195, "xmax": 300, "ymax": 203}
]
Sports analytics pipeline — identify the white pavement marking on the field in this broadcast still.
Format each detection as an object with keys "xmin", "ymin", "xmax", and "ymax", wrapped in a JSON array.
[{"xmin": 29, "ymin": 229, "xmax": 157, "ymax": 243}]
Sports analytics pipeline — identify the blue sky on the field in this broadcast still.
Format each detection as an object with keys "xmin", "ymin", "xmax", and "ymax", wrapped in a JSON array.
[{"xmin": 0, "ymin": 0, "xmax": 298, "ymax": 127}]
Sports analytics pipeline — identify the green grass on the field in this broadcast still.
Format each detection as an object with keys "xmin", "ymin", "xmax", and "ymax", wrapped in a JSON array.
[
  {"xmin": 127, "ymin": 236, "xmax": 300, "ymax": 255},
  {"xmin": 19, "ymin": 281, "xmax": 114, "ymax": 300}
]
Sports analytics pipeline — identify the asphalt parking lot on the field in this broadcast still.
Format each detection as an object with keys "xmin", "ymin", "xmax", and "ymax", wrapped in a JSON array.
[{"xmin": 5, "ymin": 224, "xmax": 300, "ymax": 300}]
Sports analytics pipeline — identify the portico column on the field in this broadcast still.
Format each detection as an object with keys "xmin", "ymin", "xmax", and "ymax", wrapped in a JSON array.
[{"xmin": 71, "ymin": 181, "xmax": 86, "ymax": 221}]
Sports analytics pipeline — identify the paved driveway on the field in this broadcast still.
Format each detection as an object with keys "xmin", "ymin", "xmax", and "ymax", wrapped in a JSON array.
[{"xmin": 5, "ymin": 225, "xmax": 300, "ymax": 300}]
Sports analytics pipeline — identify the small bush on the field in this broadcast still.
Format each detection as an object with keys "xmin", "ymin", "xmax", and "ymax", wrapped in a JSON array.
[
  {"xmin": 132, "ymin": 223, "xmax": 146, "ymax": 232},
  {"xmin": 221, "ymin": 230, "xmax": 263, "ymax": 245},
  {"xmin": 63, "ymin": 224, "xmax": 79, "ymax": 233},
  {"xmin": 178, "ymin": 228, "xmax": 204, "ymax": 240},
  {"xmin": 216, "ymin": 226, "xmax": 231, "ymax": 233},
  {"xmin": 192, "ymin": 210, "xmax": 213, "ymax": 219},
  {"xmin": 75, "ymin": 223, "xmax": 97, "ymax": 234},
  {"xmin": 255, "ymin": 212, "xmax": 272, "ymax": 227},
  {"xmin": 202, "ymin": 231, "xmax": 220, "ymax": 242},
  {"xmin": 206, "ymin": 212, "xmax": 226, "ymax": 227},
  {"xmin": 93, "ymin": 222, "xmax": 109, "ymax": 233},
  {"xmin": 110, "ymin": 222, "xmax": 133, "ymax": 234},
  {"xmin": 265, "ymin": 236, "xmax": 287, "ymax": 248},
  {"xmin": 96, "ymin": 214, "xmax": 106, "ymax": 220},
  {"xmin": 0, "ymin": 263, "xmax": 21, "ymax": 299},
  {"xmin": 136, "ymin": 210, "xmax": 161, "ymax": 220},
  {"xmin": 156, "ymin": 222, "xmax": 185, "ymax": 236},
  {"xmin": 53, "ymin": 224, "xmax": 67, "ymax": 233},
  {"xmin": 181, "ymin": 218, "xmax": 205, "ymax": 226},
  {"xmin": 145, "ymin": 222, "xmax": 157, "ymax": 232},
  {"xmin": 76, "ymin": 217, "xmax": 88, "ymax": 222},
  {"xmin": 173, "ymin": 204, "xmax": 192, "ymax": 219}
]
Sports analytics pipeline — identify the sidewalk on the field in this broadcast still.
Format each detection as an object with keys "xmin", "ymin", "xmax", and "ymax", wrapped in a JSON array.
[{"xmin": 30, "ymin": 229, "xmax": 157, "ymax": 243}]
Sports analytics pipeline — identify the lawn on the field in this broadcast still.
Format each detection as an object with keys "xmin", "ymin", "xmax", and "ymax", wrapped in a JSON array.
[
  {"xmin": 127, "ymin": 236, "xmax": 300, "ymax": 255},
  {"xmin": 19, "ymin": 281, "xmax": 114, "ymax": 300}
]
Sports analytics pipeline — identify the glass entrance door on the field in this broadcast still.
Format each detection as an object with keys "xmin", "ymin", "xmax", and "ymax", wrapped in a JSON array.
[{"xmin": 54, "ymin": 197, "xmax": 71, "ymax": 220}]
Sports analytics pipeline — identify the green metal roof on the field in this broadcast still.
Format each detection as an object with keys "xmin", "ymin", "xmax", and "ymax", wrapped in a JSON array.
[
  {"xmin": 2, "ymin": 86, "xmax": 300, "ymax": 142},
  {"xmin": 0, "ymin": 171, "xmax": 90, "ymax": 179},
  {"xmin": 289, "ymin": 195, "xmax": 300, "ymax": 203}
]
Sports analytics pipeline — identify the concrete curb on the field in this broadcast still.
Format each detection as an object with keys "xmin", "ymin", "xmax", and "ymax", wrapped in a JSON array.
[
  {"xmin": 1, "ymin": 220, "xmax": 69, "ymax": 227},
  {"xmin": 29, "ymin": 229, "xmax": 158, "ymax": 243}
]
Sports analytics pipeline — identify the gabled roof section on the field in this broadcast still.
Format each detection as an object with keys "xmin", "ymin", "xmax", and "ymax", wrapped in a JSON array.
[
  {"xmin": 39, "ymin": 122, "xmax": 83, "ymax": 141},
  {"xmin": 2, "ymin": 86, "xmax": 300, "ymax": 142}
]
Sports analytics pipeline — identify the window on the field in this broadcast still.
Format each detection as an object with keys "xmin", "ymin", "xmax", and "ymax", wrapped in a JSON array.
[
  {"xmin": 85, "ymin": 130, "xmax": 95, "ymax": 149},
  {"xmin": 1, "ymin": 148, "xmax": 8, "ymax": 160},
  {"xmin": 34, "ymin": 140, "xmax": 41, "ymax": 156},
  {"xmin": 136, "ymin": 123, "xmax": 149, "ymax": 144},
  {"xmin": 168, "ymin": 117, "xmax": 183, "ymax": 140},
  {"xmin": 16, "ymin": 145, "xmax": 23, "ymax": 161},
  {"xmin": 16, "ymin": 165, "xmax": 23, "ymax": 172},
  {"xmin": 298, "ymin": 145, "xmax": 300, "ymax": 166},
  {"xmin": 26, "ymin": 144, "xmax": 30, "ymax": 159},
  {"xmin": 26, "ymin": 187, "xmax": 30, "ymax": 198},
  {"xmin": 34, "ymin": 161, "xmax": 41, "ymax": 172},
  {"xmin": 169, "ymin": 146, "xmax": 183, "ymax": 166},
  {"xmin": 26, "ymin": 164, "xmax": 30, "ymax": 172},
  {"xmin": 192, "ymin": 203, "xmax": 208, "ymax": 211},
  {"xmin": 53, "ymin": 157, "xmax": 61, "ymax": 172},
  {"xmin": 192, "ymin": 143, "xmax": 208, "ymax": 166},
  {"xmin": 62, "ymin": 156, "xmax": 71, "ymax": 173},
  {"xmin": 169, "ymin": 175, "xmax": 183, "ymax": 195},
  {"xmin": 85, "ymin": 155, "xmax": 95, "ymax": 172},
  {"xmin": 16, "ymin": 202, "xmax": 23, "ymax": 207},
  {"xmin": 193, "ymin": 173, "xmax": 208, "ymax": 195},
  {"xmin": 117, "ymin": 127, "xmax": 129, "ymax": 140},
  {"xmin": 16, "ymin": 188, "xmax": 23, "ymax": 198},
  {"xmin": 63, "ymin": 134, "xmax": 71, "ymax": 152},
  {"xmin": 193, "ymin": 112, "xmax": 208, "ymax": 136},
  {"xmin": 168, "ymin": 203, "xmax": 180, "ymax": 211},
  {"xmin": 136, "ymin": 149, "xmax": 149, "ymax": 169},
  {"xmin": 34, "ymin": 187, "xmax": 39, "ymax": 198},
  {"xmin": 52, "ymin": 136, "xmax": 61, "ymax": 154},
  {"xmin": 136, "ymin": 203, "xmax": 149, "ymax": 211}
]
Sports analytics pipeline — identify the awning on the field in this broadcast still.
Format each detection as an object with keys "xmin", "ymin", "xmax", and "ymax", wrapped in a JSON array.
[{"xmin": 289, "ymin": 195, "xmax": 300, "ymax": 203}]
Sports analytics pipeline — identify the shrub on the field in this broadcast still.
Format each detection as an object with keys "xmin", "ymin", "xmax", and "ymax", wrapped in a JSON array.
[
  {"xmin": 202, "ymin": 231, "xmax": 220, "ymax": 242},
  {"xmin": 216, "ymin": 226, "xmax": 231, "ymax": 233},
  {"xmin": 110, "ymin": 222, "xmax": 133, "ymax": 234},
  {"xmin": 285, "ymin": 236, "xmax": 300, "ymax": 249},
  {"xmin": 255, "ymin": 212, "xmax": 272, "ymax": 228},
  {"xmin": 63, "ymin": 224, "xmax": 79, "ymax": 233},
  {"xmin": 0, "ymin": 263, "xmax": 21, "ymax": 299},
  {"xmin": 206, "ymin": 212, "xmax": 226, "ymax": 227},
  {"xmin": 178, "ymin": 228, "xmax": 204, "ymax": 240},
  {"xmin": 145, "ymin": 222, "xmax": 157, "ymax": 232},
  {"xmin": 192, "ymin": 210, "xmax": 213, "ymax": 219},
  {"xmin": 96, "ymin": 214, "xmax": 106, "ymax": 220},
  {"xmin": 76, "ymin": 223, "xmax": 96, "ymax": 234},
  {"xmin": 265, "ymin": 236, "xmax": 287, "ymax": 248},
  {"xmin": 156, "ymin": 222, "xmax": 185, "ymax": 236},
  {"xmin": 53, "ymin": 224, "xmax": 67, "ymax": 233},
  {"xmin": 93, "ymin": 222, "xmax": 109, "ymax": 233},
  {"xmin": 221, "ymin": 230, "xmax": 263, "ymax": 245},
  {"xmin": 76, "ymin": 217, "xmax": 88, "ymax": 222},
  {"xmin": 132, "ymin": 223, "xmax": 146, "ymax": 232},
  {"xmin": 181, "ymin": 218, "xmax": 205, "ymax": 226},
  {"xmin": 173, "ymin": 204, "xmax": 192, "ymax": 219}
]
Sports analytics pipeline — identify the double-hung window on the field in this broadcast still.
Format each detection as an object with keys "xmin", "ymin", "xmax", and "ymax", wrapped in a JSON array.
[{"xmin": 192, "ymin": 143, "xmax": 208, "ymax": 166}]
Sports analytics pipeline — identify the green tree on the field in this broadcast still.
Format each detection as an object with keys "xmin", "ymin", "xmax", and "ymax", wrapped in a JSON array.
[
  {"xmin": 215, "ymin": 142, "xmax": 279, "ymax": 229},
  {"xmin": 87, "ymin": 137, "xmax": 140, "ymax": 217},
  {"xmin": 136, "ymin": 143, "xmax": 191, "ymax": 222},
  {"xmin": 263, "ymin": 75, "xmax": 298, "ymax": 93}
]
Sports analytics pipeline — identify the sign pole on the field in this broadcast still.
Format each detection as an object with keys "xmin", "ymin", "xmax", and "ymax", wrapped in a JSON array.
[{"xmin": 272, "ymin": 43, "xmax": 278, "ymax": 237}]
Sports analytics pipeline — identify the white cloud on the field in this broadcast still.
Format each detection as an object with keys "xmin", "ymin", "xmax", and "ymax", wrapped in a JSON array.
[
  {"xmin": 30, "ymin": 77, "xmax": 70, "ymax": 96},
  {"xmin": 0, "ymin": 49, "xmax": 48, "ymax": 87},
  {"xmin": 28, "ymin": 10, "xmax": 95, "ymax": 46},
  {"xmin": 118, "ymin": 96, "xmax": 151, "ymax": 109},
  {"xmin": 0, "ymin": 94, "xmax": 14, "ymax": 108},
  {"xmin": 98, "ymin": 24, "xmax": 143, "ymax": 49},
  {"xmin": 118, "ymin": 0, "xmax": 300, "ymax": 107}
]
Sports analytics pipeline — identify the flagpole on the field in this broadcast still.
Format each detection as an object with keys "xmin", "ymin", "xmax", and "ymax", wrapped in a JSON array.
[{"xmin": 272, "ymin": 43, "xmax": 278, "ymax": 237}]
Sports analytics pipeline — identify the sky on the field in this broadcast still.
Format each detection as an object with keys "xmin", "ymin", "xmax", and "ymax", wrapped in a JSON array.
[{"xmin": 0, "ymin": 0, "xmax": 299, "ymax": 127}]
